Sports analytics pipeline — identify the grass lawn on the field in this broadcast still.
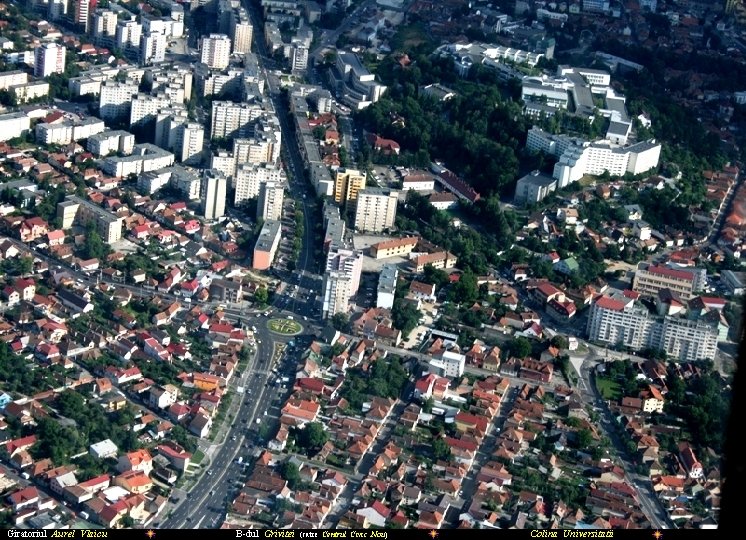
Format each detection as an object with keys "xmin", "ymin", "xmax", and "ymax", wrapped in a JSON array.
[
  {"xmin": 595, "ymin": 376, "xmax": 622, "ymax": 400},
  {"xmin": 268, "ymin": 318, "xmax": 302, "ymax": 335},
  {"xmin": 391, "ymin": 23, "xmax": 433, "ymax": 52},
  {"xmin": 192, "ymin": 449, "xmax": 204, "ymax": 465}
]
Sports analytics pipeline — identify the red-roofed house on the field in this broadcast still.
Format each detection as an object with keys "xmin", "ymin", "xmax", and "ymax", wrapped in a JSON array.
[
  {"xmin": 356, "ymin": 500, "xmax": 390, "ymax": 527},
  {"xmin": 116, "ymin": 450, "xmax": 153, "ymax": 475}
]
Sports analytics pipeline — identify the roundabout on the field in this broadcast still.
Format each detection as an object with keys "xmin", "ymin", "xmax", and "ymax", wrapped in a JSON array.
[{"xmin": 267, "ymin": 318, "xmax": 303, "ymax": 335}]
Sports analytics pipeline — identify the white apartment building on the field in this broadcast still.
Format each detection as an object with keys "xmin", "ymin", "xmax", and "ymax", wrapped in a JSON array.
[
  {"xmin": 34, "ymin": 43, "xmax": 66, "ymax": 78},
  {"xmin": 176, "ymin": 122, "xmax": 204, "ymax": 164},
  {"xmin": 429, "ymin": 351, "xmax": 466, "ymax": 378},
  {"xmin": 376, "ymin": 264, "xmax": 398, "ymax": 310},
  {"xmin": 93, "ymin": 9, "xmax": 118, "ymax": 40},
  {"xmin": 202, "ymin": 171, "xmax": 227, "ymax": 220},
  {"xmin": 354, "ymin": 188, "xmax": 399, "ymax": 233},
  {"xmin": 116, "ymin": 20, "xmax": 142, "ymax": 50},
  {"xmin": 210, "ymin": 152, "xmax": 237, "ymax": 179},
  {"xmin": 140, "ymin": 31, "xmax": 167, "ymax": 65},
  {"xmin": 99, "ymin": 80, "xmax": 138, "ymax": 120},
  {"xmin": 587, "ymin": 294, "xmax": 719, "ymax": 362},
  {"xmin": 234, "ymin": 163, "xmax": 284, "ymax": 206},
  {"xmin": 138, "ymin": 166, "xmax": 201, "ymax": 200},
  {"xmin": 231, "ymin": 10, "xmax": 253, "ymax": 54},
  {"xmin": 74, "ymin": 0, "xmax": 95, "ymax": 32},
  {"xmin": 35, "ymin": 117, "xmax": 106, "ymax": 146},
  {"xmin": 11, "ymin": 81, "xmax": 50, "ymax": 103},
  {"xmin": 0, "ymin": 70, "xmax": 28, "ymax": 90},
  {"xmin": 200, "ymin": 34, "xmax": 232, "ymax": 70},
  {"xmin": 233, "ymin": 136, "xmax": 273, "ymax": 166},
  {"xmin": 291, "ymin": 45, "xmax": 309, "ymax": 71},
  {"xmin": 257, "ymin": 180, "xmax": 284, "ymax": 221},
  {"xmin": 47, "ymin": 0, "xmax": 68, "ymax": 21},
  {"xmin": 57, "ymin": 195, "xmax": 123, "ymax": 244},
  {"xmin": 87, "ymin": 130, "xmax": 136, "ymax": 157},
  {"xmin": 322, "ymin": 247, "xmax": 363, "ymax": 319},
  {"xmin": 129, "ymin": 93, "xmax": 170, "ymax": 126},
  {"xmin": 210, "ymin": 101, "xmax": 263, "ymax": 139},
  {"xmin": 0, "ymin": 112, "xmax": 31, "ymax": 142},
  {"xmin": 102, "ymin": 143, "xmax": 174, "ymax": 177}
]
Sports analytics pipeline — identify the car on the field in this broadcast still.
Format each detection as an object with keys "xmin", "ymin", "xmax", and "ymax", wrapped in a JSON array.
[{"xmin": 207, "ymin": 470, "xmax": 213, "ymax": 475}]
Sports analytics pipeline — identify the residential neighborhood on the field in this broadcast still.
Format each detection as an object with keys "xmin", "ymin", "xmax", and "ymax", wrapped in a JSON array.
[{"xmin": 0, "ymin": 0, "xmax": 740, "ymax": 532}]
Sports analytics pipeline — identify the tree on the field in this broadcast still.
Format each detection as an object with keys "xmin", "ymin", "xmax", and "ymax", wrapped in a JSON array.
[
  {"xmin": 432, "ymin": 438, "xmax": 451, "ymax": 461},
  {"xmin": 330, "ymin": 313, "xmax": 350, "ymax": 332},
  {"xmin": 422, "ymin": 264, "xmax": 450, "ymax": 288},
  {"xmin": 448, "ymin": 269, "xmax": 478, "ymax": 304},
  {"xmin": 254, "ymin": 287, "xmax": 269, "ymax": 305},
  {"xmin": 551, "ymin": 335, "xmax": 569, "ymax": 350},
  {"xmin": 391, "ymin": 300, "xmax": 420, "ymax": 336},
  {"xmin": 577, "ymin": 428, "xmax": 594, "ymax": 449},
  {"xmin": 280, "ymin": 460, "xmax": 301, "ymax": 488},
  {"xmin": 507, "ymin": 337, "xmax": 532, "ymax": 359},
  {"xmin": 299, "ymin": 422, "xmax": 328, "ymax": 451}
]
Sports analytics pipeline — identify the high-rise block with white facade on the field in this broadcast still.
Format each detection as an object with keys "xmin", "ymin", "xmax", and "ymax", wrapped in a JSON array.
[
  {"xmin": 34, "ymin": 43, "xmax": 66, "ymax": 78},
  {"xmin": 116, "ymin": 20, "xmax": 142, "ymax": 50},
  {"xmin": 200, "ymin": 34, "xmax": 232, "ymax": 70},
  {"xmin": 354, "ymin": 188, "xmax": 399, "ymax": 233},
  {"xmin": 322, "ymin": 247, "xmax": 364, "ymax": 319},
  {"xmin": 140, "ymin": 31, "xmax": 167, "ymax": 66},
  {"xmin": 291, "ymin": 45, "xmax": 309, "ymax": 72},
  {"xmin": 129, "ymin": 93, "xmax": 170, "ymax": 126},
  {"xmin": 93, "ymin": 9, "xmax": 118, "ymax": 40},
  {"xmin": 202, "ymin": 170, "xmax": 227, "ymax": 220},
  {"xmin": 234, "ymin": 163, "xmax": 283, "ymax": 206},
  {"xmin": 230, "ymin": 9, "xmax": 253, "ymax": 54},
  {"xmin": 176, "ymin": 122, "xmax": 204, "ymax": 165},
  {"xmin": 257, "ymin": 180, "xmax": 284, "ymax": 221},
  {"xmin": 99, "ymin": 80, "xmax": 139, "ymax": 120},
  {"xmin": 210, "ymin": 101, "xmax": 263, "ymax": 139},
  {"xmin": 74, "ymin": 0, "xmax": 95, "ymax": 33}
]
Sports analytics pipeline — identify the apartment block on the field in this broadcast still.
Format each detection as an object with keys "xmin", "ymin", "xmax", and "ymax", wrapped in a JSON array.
[
  {"xmin": 57, "ymin": 195, "xmax": 123, "ymax": 244},
  {"xmin": 87, "ymin": 130, "xmax": 136, "ymax": 157},
  {"xmin": 116, "ymin": 20, "xmax": 143, "ymax": 50},
  {"xmin": 252, "ymin": 219, "xmax": 282, "ymax": 270},
  {"xmin": 202, "ymin": 171, "xmax": 227, "ymax": 220},
  {"xmin": 257, "ymin": 180, "xmax": 284, "ymax": 221},
  {"xmin": 234, "ymin": 163, "xmax": 284, "ymax": 206},
  {"xmin": 333, "ymin": 168, "xmax": 366, "ymax": 207},
  {"xmin": 230, "ymin": 9, "xmax": 253, "ymax": 54},
  {"xmin": 587, "ymin": 293, "xmax": 719, "ymax": 362},
  {"xmin": 93, "ymin": 9, "xmax": 118, "ymax": 40},
  {"xmin": 102, "ymin": 143, "xmax": 175, "ymax": 177},
  {"xmin": 0, "ymin": 112, "xmax": 31, "ymax": 142},
  {"xmin": 354, "ymin": 188, "xmax": 399, "ymax": 232},
  {"xmin": 130, "ymin": 93, "xmax": 171, "ymax": 126},
  {"xmin": 10, "ymin": 81, "xmax": 50, "ymax": 103},
  {"xmin": 210, "ymin": 101, "xmax": 263, "ymax": 140},
  {"xmin": 322, "ymin": 247, "xmax": 363, "ymax": 319},
  {"xmin": 233, "ymin": 136, "xmax": 273, "ymax": 166},
  {"xmin": 99, "ymin": 80, "xmax": 139, "ymax": 120},
  {"xmin": 34, "ymin": 43, "xmax": 66, "ymax": 78},
  {"xmin": 514, "ymin": 170, "xmax": 557, "ymax": 205},
  {"xmin": 140, "ymin": 31, "xmax": 167, "ymax": 65},
  {"xmin": 0, "ymin": 70, "xmax": 28, "ymax": 90},
  {"xmin": 632, "ymin": 264, "xmax": 705, "ymax": 301},
  {"xmin": 35, "ymin": 117, "xmax": 106, "ymax": 146},
  {"xmin": 200, "ymin": 34, "xmax": 231, "ymax": 70},
  {"xmin": 376, "ymin": 264, "xmax": 398, "ymax": 309}
]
